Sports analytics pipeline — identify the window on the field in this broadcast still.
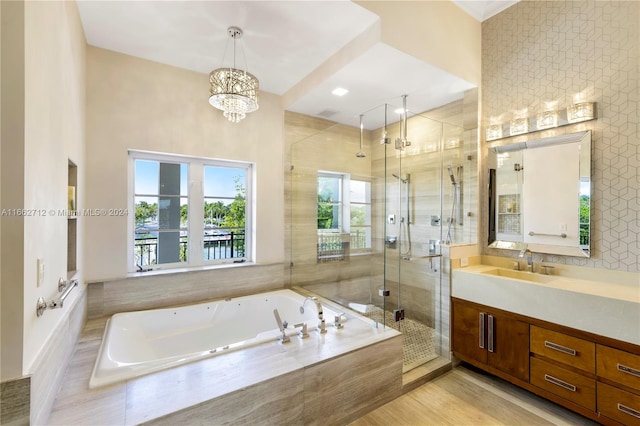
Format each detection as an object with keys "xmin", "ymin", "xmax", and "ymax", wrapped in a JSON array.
[
  {"xmin": 130, "ymin": 151, "xmax": 252, "ymax": 271},
  {"xmin": 317, "ymin": 172, "xmax": 371, "ymax": 262}
]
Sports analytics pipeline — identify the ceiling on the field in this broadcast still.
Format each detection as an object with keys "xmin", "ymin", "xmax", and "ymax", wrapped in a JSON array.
[{"xmin": 77, "ymin": 1, "xmax": 517, "ymax": 130}]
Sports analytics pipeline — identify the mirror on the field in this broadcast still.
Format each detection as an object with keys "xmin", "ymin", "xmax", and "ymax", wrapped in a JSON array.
[{"xmin": 488, "ymin": 131, "xmax": 591, "ymax": 257}]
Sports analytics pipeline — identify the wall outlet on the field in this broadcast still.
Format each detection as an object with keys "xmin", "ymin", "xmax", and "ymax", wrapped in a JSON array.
[
  {"xmin": 460, "ymin": 257, "xmax": 469, "ymax": 267},
  {"xmin": 37, "ymin": 258, "xmax": 45, "ymax": 287}
]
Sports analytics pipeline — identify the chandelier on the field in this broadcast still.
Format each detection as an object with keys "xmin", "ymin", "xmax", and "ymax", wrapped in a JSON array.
[{"xmin": 209, "ymin": 27, "xmax": 259, "ymax": 123}]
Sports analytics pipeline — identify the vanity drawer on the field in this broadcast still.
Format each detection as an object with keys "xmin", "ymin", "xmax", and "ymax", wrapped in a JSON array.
[
  {"xmin": 598, "ymin": 382, "xmax": 640, "ymax": 426},
  {"xmin": 530, "ymin": 357, "xmax": 596, "ymax": 410},
  {"xmin": 597, "ymin": 345, "xmax": 640, "ymax": 392},
  {"xmin": 531, "ymin": 326, "xmax": 595, "ymax": 373}
]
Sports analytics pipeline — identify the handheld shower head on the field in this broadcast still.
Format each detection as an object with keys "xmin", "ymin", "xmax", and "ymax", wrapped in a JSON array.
[
  {"xmin": 447, "ymin": 165, "xmax": 457, "ymax": 185},
  {"xmin": 392, "ymin": 174, "xmax": 409, "ymax": 183}
]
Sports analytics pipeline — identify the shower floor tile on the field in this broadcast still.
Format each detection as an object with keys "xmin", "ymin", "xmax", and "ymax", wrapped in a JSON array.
[{"xmin": 362, "ymin": 307, "xmax": 438, "ymax": 373}]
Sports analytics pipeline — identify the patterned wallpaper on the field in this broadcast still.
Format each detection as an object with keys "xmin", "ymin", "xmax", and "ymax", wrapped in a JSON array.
[{"xmin": 481, "ymin": 1, "xmax": 639, "ymax": 272}]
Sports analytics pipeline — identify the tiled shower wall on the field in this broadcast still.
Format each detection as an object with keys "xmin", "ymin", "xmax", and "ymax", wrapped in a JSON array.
[{"xmin": 481, "ymin": 0, "xmax": 639, "ymax": 271}]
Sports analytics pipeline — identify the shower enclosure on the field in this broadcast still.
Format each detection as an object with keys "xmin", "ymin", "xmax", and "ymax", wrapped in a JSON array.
[{"xmin": 286, "ymin": 92, "xmax": 477, "ymax": 376}]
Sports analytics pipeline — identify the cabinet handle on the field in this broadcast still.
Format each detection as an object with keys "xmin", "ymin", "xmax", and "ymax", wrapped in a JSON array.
[
  {"xmin": 618, "ymin": 403, "xmax": 640, "ymax": 419},
  {"xmin": 487, "ymin": 315, "xmax": 494, "ymax": 353},
  {"xmin": 479, "ymin": 312, "xmax": 485, "ymax": 349},
  {"xmin": 544, "ymin": 374, "xmax": 576, "ymax": 392},
  {"xmin": 617, "ymin": 363, "xmax": 640, "ymax": 378},
  {"xmin": 543, "ymin": 340, "xmax": 577, "ymax": 356}
]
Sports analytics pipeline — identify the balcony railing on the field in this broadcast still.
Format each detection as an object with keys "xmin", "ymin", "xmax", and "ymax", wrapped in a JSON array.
[
  {"xmin": 135, "ymin": 230, "xmax": 245, "ymax": 267},
  {"xmin": 317, "ymin": 230, "xmax": 368, "ymax": 263}
]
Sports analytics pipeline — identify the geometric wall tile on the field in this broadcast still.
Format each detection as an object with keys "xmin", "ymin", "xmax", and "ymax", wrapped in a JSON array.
[{"xmin": 482, "ymin": 0, "xmax": 639, "ymax": 272}]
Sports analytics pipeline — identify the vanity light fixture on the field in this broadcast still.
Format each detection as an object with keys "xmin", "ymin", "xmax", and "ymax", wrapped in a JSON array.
[
  {"xmin": 486, "ymin": 116, "xmax": 504, "ymax": 141},
  {"xmin": 509, "ymin": 109, "xmax": 529, "ymax": 136},
  {"xmin": 486, "ymin": 100, "xmax": 596, "ymax": 142},
  {"xmin": 567, "ymin": 101, "xmax": 595, "ymax": 123},
  {"xmin": 209, "ymin": 27, "xmax": 259, "ymax": 123},
  {"xmin": 536, "ymin": 101, "xmax": 559, "ymax": 130}
]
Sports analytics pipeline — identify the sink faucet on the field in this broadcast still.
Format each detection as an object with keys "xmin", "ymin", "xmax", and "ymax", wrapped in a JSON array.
[
  {"xmin": 518, "ymin": 247, "xmax": 533, "ymax": 272},
  {"xmin": 301, "ymin": 296, "xmax": 326, "ymax": 334}
]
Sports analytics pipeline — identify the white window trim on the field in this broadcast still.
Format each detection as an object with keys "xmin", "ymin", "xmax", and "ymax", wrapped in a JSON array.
[
  {"xmin": 318, "ymin": 170, "xmax": 351, "ymax": 234},
  {"xmin": 128, "ymin": 150, "xmax": 253, "ymax": 273}
]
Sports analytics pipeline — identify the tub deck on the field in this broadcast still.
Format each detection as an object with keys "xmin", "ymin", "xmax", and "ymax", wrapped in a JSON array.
[{"xmin": 47, "ymin": 294, "xmax": 402, "ymax": 425}]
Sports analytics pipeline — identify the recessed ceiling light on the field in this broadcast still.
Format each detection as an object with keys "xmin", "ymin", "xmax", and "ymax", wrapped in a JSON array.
[
  {"xmin": 394, "ymin": 108, "xmax": 405, "ymax": 114},
  {"xmin": 331, "ymin": 87, "xmax": 349, "ymax": 97}
]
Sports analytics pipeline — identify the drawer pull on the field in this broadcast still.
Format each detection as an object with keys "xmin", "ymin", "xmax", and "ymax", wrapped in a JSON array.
[
  {"xmin": 488, "ymin": 315, "xmax": 494, "ymax": 353},
  {"xmin": 618, "ymin": 403, "xmax": 640, "ymax": 419},
  {"xmin": 479, "ymin": 312, "xmax": 485, "ymax": 349},
  {"xmin": 544, "ymin": 340, "xmax": 576, "ymax": 356},
  {"xmin": 544, "ymin": 374, "xmax": 577, "ymax": 392},
  {"xmin": 617, "ymin": 363, "xmax": 640, "ymax": 378}
]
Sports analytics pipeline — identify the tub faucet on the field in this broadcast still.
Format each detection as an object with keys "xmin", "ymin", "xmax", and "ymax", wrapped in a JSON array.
[
  {"xmin": 273, "ymin": 309, "xmax": 290, "ymax": 343},
  {"xmin": 301, "ymin": 296, "xmax": 326, "ymax": 334}
]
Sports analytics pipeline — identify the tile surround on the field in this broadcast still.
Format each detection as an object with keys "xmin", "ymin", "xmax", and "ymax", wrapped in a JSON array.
[
  {"xmin": 88, "ymin": 263, "xmax": 285, "ymax": 319},
  {"xmin": 0, "ymin": 377, "xmax": 30, "ymax": 426}
]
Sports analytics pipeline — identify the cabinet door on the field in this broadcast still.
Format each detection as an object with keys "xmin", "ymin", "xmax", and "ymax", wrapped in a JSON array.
[
  {"xmin": 487, "ymin": 313, "xmax": 530, "ymax": 382},
  {"xmin": 452, "ymin": 301, "xmax": 487, "ymax": 364}
]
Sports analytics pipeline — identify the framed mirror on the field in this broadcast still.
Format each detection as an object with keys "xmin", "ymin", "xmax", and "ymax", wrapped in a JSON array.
[{"xmin": 488, "ymin": 131, "xmax": 591, "ymax": 257}]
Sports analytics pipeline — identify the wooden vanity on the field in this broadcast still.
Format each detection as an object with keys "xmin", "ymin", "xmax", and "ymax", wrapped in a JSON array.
[{"xmin": 452, "ymin": 264, "xmax": 640, "ymax": 425}]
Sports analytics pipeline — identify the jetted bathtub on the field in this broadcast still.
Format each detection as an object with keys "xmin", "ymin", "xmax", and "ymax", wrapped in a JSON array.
[{"xmin": 90, "ymin": 289, "xmax": 342, "ymax": 388}]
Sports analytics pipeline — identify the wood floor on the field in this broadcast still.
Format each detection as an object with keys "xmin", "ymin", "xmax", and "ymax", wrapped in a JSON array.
[{"xmin": 350, "ymin": 364, "xmax": 599, "ymax": 426}]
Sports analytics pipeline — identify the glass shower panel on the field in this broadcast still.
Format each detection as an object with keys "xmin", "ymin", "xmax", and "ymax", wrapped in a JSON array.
[
  {"xmin": 380, "ymin": 111, "xmax": 446, "ymax": 372},
  {"xmin": 289, "ymin": 116, "xmax": 386, "ymax": 328}
]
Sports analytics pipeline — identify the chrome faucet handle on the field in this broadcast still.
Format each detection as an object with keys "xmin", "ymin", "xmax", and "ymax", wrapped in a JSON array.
[
  {"xmin": 333, "ymin": 312, "xmax": 346, "ymax": 329},
  {"xmin": 294, "ymin": 322, "xmax": 309, "ymax": 338},
  {"xmin": 541, "ymin": 265, "xmax": 555, "ymax": 275},
  {"xmin": 318, "ymin": 318, "xmax": 327, "ymax": 334},
  {"xmin": 273, "ymin": 309, "xmax": 290, "ymax": 343}
]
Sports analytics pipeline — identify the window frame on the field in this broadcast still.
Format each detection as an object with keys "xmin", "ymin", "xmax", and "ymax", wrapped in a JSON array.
[
  {"xmin": 316, "ymin": 171, "xmax": 371, "ymax": 260},
  {"xmin": 128, "ymin": 150, "xmax": 253, "ymax": 272}
]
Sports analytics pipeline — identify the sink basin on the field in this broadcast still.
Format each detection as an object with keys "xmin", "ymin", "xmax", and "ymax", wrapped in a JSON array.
[{"xmin": 480, "ymin": 268, "xmax": 557, "ymax": 283}]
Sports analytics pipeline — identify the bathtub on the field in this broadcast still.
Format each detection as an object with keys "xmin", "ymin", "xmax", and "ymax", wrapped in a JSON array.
[{"xmin": 89, "ymin": 289, "xmax": 342, "ymax": 389}]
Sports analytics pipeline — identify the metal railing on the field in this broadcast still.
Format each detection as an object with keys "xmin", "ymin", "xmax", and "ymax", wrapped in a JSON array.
[
  {"xmin": 135, "ymin": 230, "xmax": 245, "ymax": 266},
  {"xmin": 317, "ymin": 230, "xmax": 368, "ymax": 263}
]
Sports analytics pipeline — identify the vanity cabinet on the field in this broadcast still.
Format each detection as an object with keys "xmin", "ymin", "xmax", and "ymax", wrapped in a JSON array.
[
  {"xmin": 530, "ymin": 326, "xmax": 596, "ymax": 411},
  {"xmin": 596, "ymin": 345, "xmax": 640, "ymax": 425},
  {"xmin": 451, "ymin": 299, "xmax": 529, "ymax": 382},
  {"xmin": 452, "ymin": 297, "xmax": 640, "ymax": 425}
]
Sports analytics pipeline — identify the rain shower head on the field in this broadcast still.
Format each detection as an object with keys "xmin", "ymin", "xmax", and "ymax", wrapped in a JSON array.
[
  {"xmin": 447, "ymin": 165, "xmax": 457, "ymax": 185},
  {"xmin": 356, "ymin": 151, "xmax": 366, "ymax": 158}
]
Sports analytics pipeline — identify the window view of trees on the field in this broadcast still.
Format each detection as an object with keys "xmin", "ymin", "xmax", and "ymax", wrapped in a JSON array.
[{"xmin": 133, "ymin": 157, "xmax": 249, "ymax": 269}]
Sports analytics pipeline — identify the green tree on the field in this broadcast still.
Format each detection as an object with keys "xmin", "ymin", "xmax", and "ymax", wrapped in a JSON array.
[
  {"xmin": 180, "ymin": 204, "xmax": 188, "ymax": 227},
  {"xmin": 135, "ymin": 201, "xmax": 157, "ymax": 225},
  {"xmin": 205, "ymin": 201, "xmax": 228, "ymax": 225},
  {"xmin": 317, "ymin": 194, "xmax": 335, "ymax": 229},
  {"xmin": 222, "ymin": 177, "xmax": 245, "ymax": 228}
]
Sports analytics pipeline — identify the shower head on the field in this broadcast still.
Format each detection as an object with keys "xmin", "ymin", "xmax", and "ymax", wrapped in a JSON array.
[
  {"xmin": 447, "ymin": 165, "xmax": 457, "ymax": 185},
  {"xmin": 356, "ymin": 151, "xmax": 366, "ymax": 158}
]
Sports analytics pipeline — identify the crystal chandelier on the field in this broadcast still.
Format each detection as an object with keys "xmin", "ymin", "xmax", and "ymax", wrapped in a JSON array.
[{"xmin": 209, "ymin": 27, "xmax": 259, "ymax": 123}]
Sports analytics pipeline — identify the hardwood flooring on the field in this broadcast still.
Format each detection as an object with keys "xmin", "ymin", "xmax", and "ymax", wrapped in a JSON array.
[{"xmin": 350, "ymin": 364, "xmax": 599, "ymax": 426}]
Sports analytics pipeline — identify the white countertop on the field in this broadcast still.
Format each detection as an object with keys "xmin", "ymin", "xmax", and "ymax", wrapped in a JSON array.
[{"xmin": 452, "ymin": 265, "xmax": 640, "ymax": 345}]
